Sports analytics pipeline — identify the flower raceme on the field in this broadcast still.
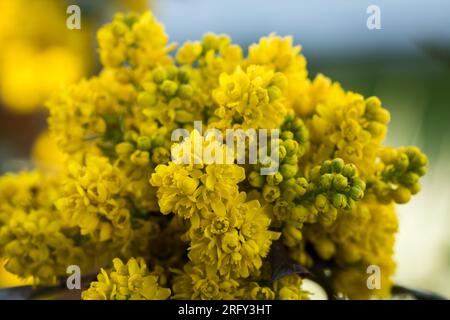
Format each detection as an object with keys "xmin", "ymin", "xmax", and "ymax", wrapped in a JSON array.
[{"xmin": 0, "ymin": 11, "xmax": 428, "ymax": 300}]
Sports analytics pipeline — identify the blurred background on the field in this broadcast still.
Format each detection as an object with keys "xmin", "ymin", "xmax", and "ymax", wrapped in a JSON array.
[{"xmin": 0, "ymin": 0, "xmax": 449, "ymax": 297}]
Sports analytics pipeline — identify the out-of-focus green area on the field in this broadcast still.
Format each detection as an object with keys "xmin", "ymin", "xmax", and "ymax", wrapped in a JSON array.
[{"xmin": 311, "ymin": 55, "xmax": 450, "ymax": 296}]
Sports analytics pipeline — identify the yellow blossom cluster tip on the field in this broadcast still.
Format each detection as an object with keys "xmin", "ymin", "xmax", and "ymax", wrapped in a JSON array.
[{"xmin": 82, "ymin": 257, "xmax": 170, "ymax": 300}]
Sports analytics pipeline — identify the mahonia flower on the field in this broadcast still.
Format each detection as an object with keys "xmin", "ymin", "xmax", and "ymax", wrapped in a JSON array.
[
  {"xmin": 0, "ymin": 10, "xmax": 429, "ymax": 300},
  {"xmin": 56, "ymin": 156, "xmax": 132, "ymax": 243},
  {"xmin": 0, "ymin": 172, "xmax": 85, "ymax": 284},
  {"xmin": 212, "ymin": 65, "xmax": 288, "ymax": 130},
  {"xmin": 97, "ymin": 11, "xmax": 174, "ymax": 69},
  {"xmin": 172, "ymin": 263, "xmax": 240, "ymax": 300},
  {"xmin": 82, "ymin": 257, "xmax": 171, "ymax": 300}
]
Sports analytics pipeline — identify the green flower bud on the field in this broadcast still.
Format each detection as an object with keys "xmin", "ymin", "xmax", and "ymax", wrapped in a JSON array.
[
  {"xmin": 284, "ymin": 155, "xmax": 298, "ymax": 165},
  {"xmin": 331, "ymin": 158, "xmax": 345, "ymax": 173},
  {"xmin": 352, "ymin": 178, "xmax": 366, "ymax": 191},
  {"xmin": 283, "ymin": 225, "xmax": 303, "ymax": 241},
  {"xmin": 178, "ymin": 84, "xmax": 193, "ymax": 99},
  {"xmin": 375, "ymin": 108, "xmax": 390, "ymax": 124},
  {"xmin": 124, "ymin": 130, "xmax": 139, "ymax": 142},
  {"xmin": 320, "ymin": 160, "xmax": 332, "ymax": 174},
  {"xmin": 273, "ymin": 200, "xmax": 292, "ymax": 219},
  {"xmin": 161, "ymin": 80, "xmax": 178, "ymax": 97},
  {"xmin": 278, "ymin": 145, "xmax": 287, "ymax": 161},
  {"xmin": 309, "ymin": 166, "xmax": 321, "ymax": 181},
  {"xmin": 268, "ymin": 86, "xmax": 282, "ymax": 102},
  {"xmin": 175, "ymin": 110, "xmax": 194, "ymax": 123},
  {"xmin": 263, "ymin": 185, "xmax": 281, "ymax": 202},
  {"xmin": 137, "ymin": 136, "xmax": 151, "ymax": 150},
  {"xmin": 417, "ymin": 166, "xmax": 427, "ymax": 177},
  {"xmin": 319, "ymin": 207, "xmax": 337, "ymax": 227},
  {"xmin": 266, "ymin": 172, "xmax": 284, "ymax": 186},
  {"xmin": 151, "ymin": 147, "xmax": 170, "ymax": 164},
  {"xmin": 392, "ymin": 186, "xmax": 411, "ymax": 204},
  {"xmin": 365, "ymin": 96, "xmax": 382, "ymax": 116},
  {"xmin": 178, "ymin": 69, "xmax": 190, "ymax": 84},
  {"xmin": 280, "ymin": 164, "xmax": 298, "ymax": 179},
  {"xmin": 410, "ymin": 182, "xmax": 421, "ymax": 195},
  {"xmin": 137, "ymin": 92, "xmax": 156, "ymax": 107},
  {"xmin": 115, "ymin": 142, "xmax": 135, "ymax": 156},
  {"xmin": 130, "ymin": 150, "xmax": 150, "ymax": 166},
  {"xmin": 341, "ymin": 164, "xmax": 356, "ymax": 178},
  {"xmin": 294, "ymin": 177, "xmax": 308, "ymax": 196},
  {"xmin": 291, "ymin": 205, "xmax": 309, "ymax": 223},
  {"xmin": 401, "ymin": 172, "xmax": 419, "ymax": 187},
  {"xmin": 283, "ymin": 139, "xmax": 299, "ymax": 156},
  {"xmin": 248, "ymin": 171, "xmax": 264, "ymax": 188},
  {"xmin": 332, "ymin": 174, "xmax": 348, "ymax": 192},
  {"xmin": 394, "ymin": 153, "xmax": 409, "ymax": 172},
  {"xmin": 281, "ymin": 131, "xmax": 294, "ymax": 140},
  {"xmin": 165, "ymin": 66, "xmax": 178, "ymax": 80},
  {"xmin": 152, "ymin": 67, "xmax": 166, "ymax": 84},
  {"xmin": 314, "ymin": 194, "xmax": 329, "ymax": 212},
  {"xmin": 319, "ymin": 173, "xmax": 333, "ymax": 189},
  {"xmin": 151, "ymin": 134, "xmax": 166, "ymax": 148},
  {"xmin": 332, "ymin": 193, "xmax": 348, "ymax": 209},
  {"xmin": 349, "ymin": 186, "xmax": 364, "ymax": 200}
]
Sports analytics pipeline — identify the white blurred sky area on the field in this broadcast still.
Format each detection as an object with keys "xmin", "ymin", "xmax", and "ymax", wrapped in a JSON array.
[
  {"xmin": 150, "ymin": 0, "xmax": 450, "ymax": 297},
  {"xmin": 153, "ymin": 0, "xmax": 450, "ymax": 58}
]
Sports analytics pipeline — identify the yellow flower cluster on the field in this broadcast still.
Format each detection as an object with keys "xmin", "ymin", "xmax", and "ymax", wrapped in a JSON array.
[
  {"xmin": 0, "ymin": 11, "xmax": 428, "ymax": 300},
  {"xmin": 82, "ymin": 257, "xmax": 170, "ymax": 300},
  {"xmin": 0, "ymin": 172, "xmax": 85, "ymax": 284},
  {"xmin": 56, "ymin": 156, "xmax": 131, "ymax": 243}
]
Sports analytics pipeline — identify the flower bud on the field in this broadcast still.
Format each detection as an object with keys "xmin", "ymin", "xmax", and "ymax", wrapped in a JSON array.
[
  {"xmin": 341, "ymin": 163, "xmax": 356, "ymax": 178},
  {"xmin": 284, "ymin": 225, "xmax": 303, "ymax": 241},
  {"xmin": 392, "ymin": 186, "xmax": 411, "ymax": 204},
  {"xmin": 410, "ymin": 182, "xmax": 421, "ymax": 195},
  {"xmin": 115, "ymin": 142, "xmax": 135, "ymax": 156},
  {"xmin": 266, "ymin": 172, "xmax": 284, "ymax": 186},
  {"xmin": 178, "ymin": 69, "xmax": 190, "ymax": 84},
  {"xmin": 248, "ymin": 171, "xmax": 264, "ymax": 188},
  {"xmin": 278, "ymin": 145, "xmax": 287, "ymax": 161},
  {"xmin": 130, "ymin": 150, "xmax": 150, "ymax": 166},
  {"xmin": 283, "ymin": 139, "xmax": 298, "ymax": 156},
  {"xmin": 263, "ymin": 185, "xmax": 281, "ymax": 202},
  {"xmin": 319, "ymin": 173, "xmax": 333, "ymax": 189},
  {"xmin": 394, "ymin": 153, "xmax": 409, "ymax": 172},
  {"xmin": 349, "ymin": 186, "xmax": 364, "ymax": 200},
  {"xmin": 152, "ymin": 67, "xmax": 166, "ymax": 84},
  {"xmin": 401, "ymin": 172, "xmax": 419, "ymax": 187},
  {"xmin": 178, "ymin": 84, "xmax": 193, "ymax": 99},
  {"xmin": 161, "ymin": 80, "xmax": 178, "ymax": 97},
  {"xmin": 151, "ymin": 147, "xmax": 170, "ymax": 164},
  {"xmin": 280, "ymin": 164, "xmax": 298, "ymax": 179},
  {"xmin": 315, "ymin": 194, "xmax": 329, "ymax": 212},
  {"xmin": 332, "ymin": 193, "xmax": 348, "ymax": 209},
  {"xmin": 320, "ymin": 160, "xmax": 332, "ymax": 174},
  {"xmin": 137, "ymin": 92, "xmax": 156, "ymax": 107},
  {"xmin": 137, "ymin": 136, "xmax": 151, "ymax": 150},
  {"xmin": 332, "ymin": 174, "xmax": 348, "ymax": 192},
  {"xmin": 352, "ymin": 178, "xmax": 366, "ymax": 191},
  {"xmin": 281, "ymin": 131, "xmax": 294, "ymax": 140},
  {"xmin": 291, "ymin": 205, "xmax": 309, "ymax": 223},
  {"xmin": 331, "ymin": 158, "xmax": 345, "ymax": 173},
  {"xmin": 268, "ymin": 86, "xmax": 282, "ymax": 102}
]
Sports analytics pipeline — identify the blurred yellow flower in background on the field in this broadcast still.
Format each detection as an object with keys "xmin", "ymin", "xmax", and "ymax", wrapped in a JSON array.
[{"xmin": 0, "ymin": 0, "xmax": 91, "ymax": 114}]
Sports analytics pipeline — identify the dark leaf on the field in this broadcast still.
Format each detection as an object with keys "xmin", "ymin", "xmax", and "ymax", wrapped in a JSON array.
[{"xmin": 269, "ymin": 240, "xmax": 311, "ymax": 281}]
